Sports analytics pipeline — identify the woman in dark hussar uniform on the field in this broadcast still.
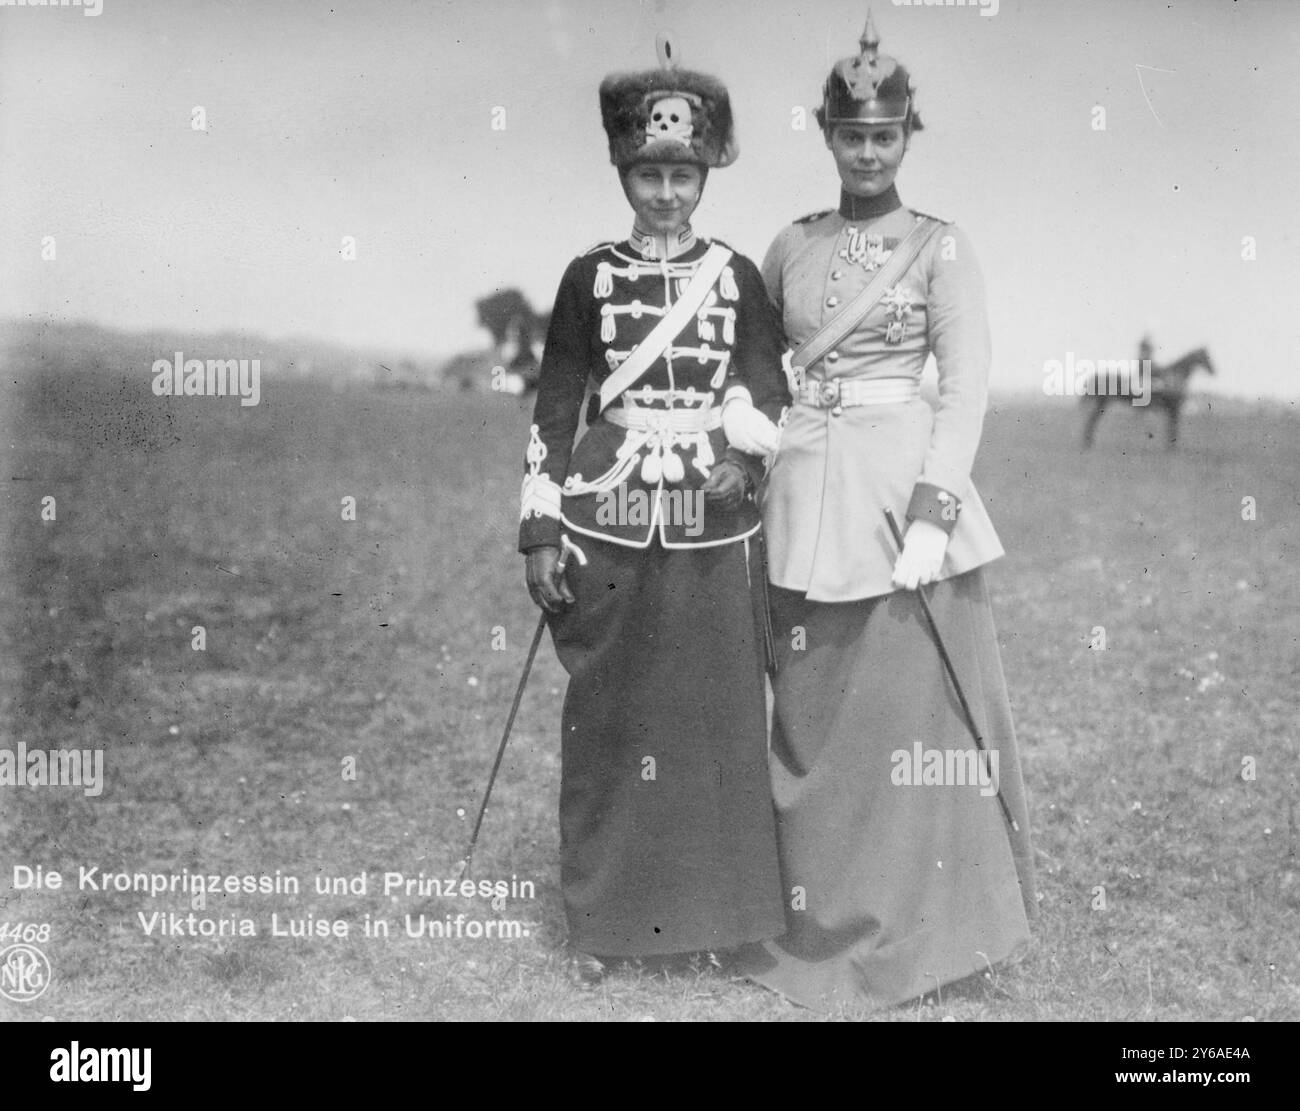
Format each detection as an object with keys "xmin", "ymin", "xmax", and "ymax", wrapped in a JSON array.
[
  {"xmin": 519, "ymin": 41, "xmax": 788, "ymax": 973},
  {"xmin": 739, "ymin": 15, "xmax": 1037, "ymax": 1010}
]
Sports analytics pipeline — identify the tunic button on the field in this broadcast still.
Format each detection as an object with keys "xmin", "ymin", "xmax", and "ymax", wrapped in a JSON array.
[
  {"xmin": 826, "ymin": 296, "xmax": 840, "ymax": 308},
  {"xmin": 831, "ymin": 270, "xmax": 844, "ymax": 280},
  {"xmin": 826, "ymin": 351, "xmax": 840, "ymax": 362}
]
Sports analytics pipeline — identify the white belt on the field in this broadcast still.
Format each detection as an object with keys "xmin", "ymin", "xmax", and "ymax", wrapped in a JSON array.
[
  {"xmin": 796, "ymin": 377, "xmax": 919, "ymax": 411},
  {"xmin": 605, "ymin": 398, "xmax": 722, "ymax": 434}
]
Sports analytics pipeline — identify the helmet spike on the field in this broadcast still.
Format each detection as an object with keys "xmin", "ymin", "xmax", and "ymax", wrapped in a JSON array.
[{"xmin": 859, "ymin": 9, "xmax": 880, "ymax": 56}]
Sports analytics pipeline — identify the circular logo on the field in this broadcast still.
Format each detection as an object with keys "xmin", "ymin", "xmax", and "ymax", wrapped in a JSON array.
[{"xmin": 0, "ymin": 943, "xmax": 52, "ymax": 1003}]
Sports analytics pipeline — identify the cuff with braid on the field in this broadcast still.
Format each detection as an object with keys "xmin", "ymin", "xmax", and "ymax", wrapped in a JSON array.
[
  {"xmin": 519, "ymin": 471, "xmax": 563, "ymax": 552},
  {"xmin": 906, "ymin": 482, "xmax": 962, "ymax": 534}
]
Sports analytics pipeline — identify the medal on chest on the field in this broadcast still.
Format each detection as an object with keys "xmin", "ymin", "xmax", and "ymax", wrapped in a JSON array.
[
  {"xmin": 840, "ymin": 226, "xmax": 893, "ymax": 272},
  {"xmin": 880, "ymin": 284, "xmax": 916, "ymax": 345}
]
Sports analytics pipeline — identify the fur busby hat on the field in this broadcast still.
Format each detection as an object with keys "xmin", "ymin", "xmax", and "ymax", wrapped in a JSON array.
[
  {"xmin": 600, "ymin": 34, "xmax": 738, "ymax": 170},
  {"xmin": 818, "ymin": 10, "xmax": 922, "ymax": 133}
]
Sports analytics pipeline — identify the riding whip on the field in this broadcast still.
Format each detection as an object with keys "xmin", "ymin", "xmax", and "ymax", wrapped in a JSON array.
[
  {"xmin": 457, "ymin": 534, "xmax": 585, "ymax": 879},
  {"xmin": 883, "ymin": 508, "xmax": 1019, "ymax": 835}
]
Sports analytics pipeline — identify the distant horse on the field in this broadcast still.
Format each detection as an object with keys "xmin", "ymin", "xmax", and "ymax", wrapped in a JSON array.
[{"xmin": 1081, "ymin": 346, "xmax": 1216, "ymax": 450}]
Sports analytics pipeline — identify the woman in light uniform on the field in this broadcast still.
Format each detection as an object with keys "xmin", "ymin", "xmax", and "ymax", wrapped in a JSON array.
[{"xmin": 740, "ymin": 15, "xmax": 1037, "ymax": 1010}]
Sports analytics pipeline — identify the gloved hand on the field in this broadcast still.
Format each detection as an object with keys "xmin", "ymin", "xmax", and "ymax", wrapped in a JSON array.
[
  {"xmin": 525, "ymin": 546, "xmax": 575, "ymax": 613},
  {"xmin": 700, "ymin": 459, "xmax": 748, "ymax": 512},
  {"xmin": 891, "ymin": 519, "xmax": 949, "ymax": 591},
  {"xmin": 722, "ymin": 397, "xmax": 780, "ymax": 456}
]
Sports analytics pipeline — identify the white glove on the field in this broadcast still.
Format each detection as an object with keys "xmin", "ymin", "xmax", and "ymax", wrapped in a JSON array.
[
  {"xmin": 891, "ymin": 519, "xmax": 949, "ymax": 591},
  {"xmin": 722, "ymin": 397, "xmax": 780, "ymax": 456}
]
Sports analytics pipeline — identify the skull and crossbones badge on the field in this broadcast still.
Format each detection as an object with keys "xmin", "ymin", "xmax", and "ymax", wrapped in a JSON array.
[{"xmin": 645, "ymin": 96, "xmax": 694, "ymax": 148}]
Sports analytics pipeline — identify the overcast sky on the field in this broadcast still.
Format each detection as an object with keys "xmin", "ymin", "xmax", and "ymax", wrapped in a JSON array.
[{"xmin": 2, "ymin": 0, "xmax": 1298, "ymax": 397}]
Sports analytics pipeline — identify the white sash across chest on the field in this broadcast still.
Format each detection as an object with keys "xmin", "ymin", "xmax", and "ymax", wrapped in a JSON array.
[{"xmin": 597, "ymin": 243, "xmax": 734, "ymax": 412}]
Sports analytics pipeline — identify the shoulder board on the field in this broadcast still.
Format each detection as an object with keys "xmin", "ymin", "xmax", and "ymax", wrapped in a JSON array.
[
  {"xmin": 908, "ymin": 207, "xmax": 954, "ymax": 225},
  {"xmin": 581, "ymin": 240, "xmax": 615, "ymax": 257},
  {"xmin": 793, "ymin": 209, "xmax": 834, "ymax": 225}
]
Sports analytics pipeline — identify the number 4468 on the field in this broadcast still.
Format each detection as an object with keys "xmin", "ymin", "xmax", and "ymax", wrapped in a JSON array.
[{"xmin": 0, "ymin": 923, "xmax": 50, "ymax": 943}]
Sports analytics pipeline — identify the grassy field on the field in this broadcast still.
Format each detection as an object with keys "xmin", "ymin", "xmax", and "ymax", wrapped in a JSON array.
[{"xmin": 1, "ymin": 362, "xmax": 1297, "ymax": 1022}]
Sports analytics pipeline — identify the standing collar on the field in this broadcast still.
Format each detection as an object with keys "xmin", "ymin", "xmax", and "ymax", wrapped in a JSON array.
[
  {"xmin": 629, "ymin": 223, "xmax": 697, "ymax": 260},
  {"xmin": 839, "ymin": 185, "xmax": 902, "ymax": 221}
]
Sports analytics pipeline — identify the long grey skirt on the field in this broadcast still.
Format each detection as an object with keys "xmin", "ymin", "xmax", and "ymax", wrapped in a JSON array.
[{"xmin": 740, "ymin": 567, "xmax": 1036, "ymax": 1010}]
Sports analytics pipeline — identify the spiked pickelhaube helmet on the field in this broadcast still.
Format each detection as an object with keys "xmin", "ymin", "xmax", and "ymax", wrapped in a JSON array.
[
  {"xmin": 599, "ymin": 34, "xmax": 739, "ymax": 171},
  {"xmin": 817, "ymin": 11, "xmax": 922, "ymax": 133}
]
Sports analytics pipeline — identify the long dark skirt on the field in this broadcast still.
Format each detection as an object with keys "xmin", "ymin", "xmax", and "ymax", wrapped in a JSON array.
[
  {"xmin": 546, "ymin": 534, "xmax": 785, "ymax": 957},
  {"xmin": 740, "ymin": 567, "xmax": 1036, "ymax": 1010}
]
